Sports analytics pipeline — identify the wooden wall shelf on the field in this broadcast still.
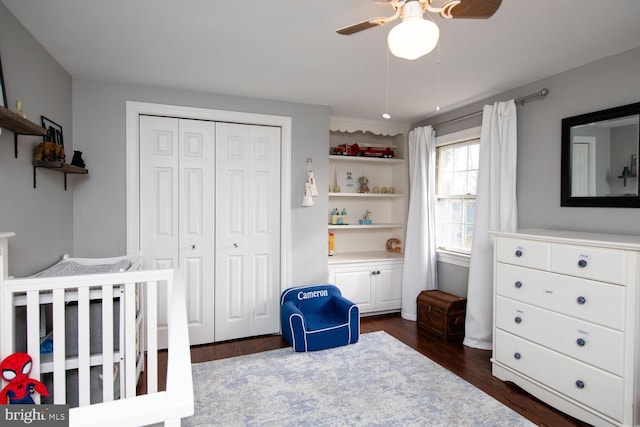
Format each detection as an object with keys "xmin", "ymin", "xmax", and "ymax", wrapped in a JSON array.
[
  {"xmin": 0, "ymin": 106, "xmax": 48, "ymax": 158},
  {"xmin": 33, "ymin": 160, "xmax": 88, "ymax": 190}
]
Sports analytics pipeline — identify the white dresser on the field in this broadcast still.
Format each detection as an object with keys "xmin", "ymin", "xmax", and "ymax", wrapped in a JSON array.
[{"xmin": 491, "ymin": 229, "xmax": 640, "ymax": 427}]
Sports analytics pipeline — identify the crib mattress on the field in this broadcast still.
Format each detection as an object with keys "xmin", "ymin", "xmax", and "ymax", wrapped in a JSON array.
[{"xmin": 32, "ymin": 255, "xmax": 140, "ymax": 277}]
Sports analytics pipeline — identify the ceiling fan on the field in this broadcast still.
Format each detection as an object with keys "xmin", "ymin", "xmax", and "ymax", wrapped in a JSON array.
[{"xmin": 337, "ymin": 0, "xmax": 502, "ymax": 59}]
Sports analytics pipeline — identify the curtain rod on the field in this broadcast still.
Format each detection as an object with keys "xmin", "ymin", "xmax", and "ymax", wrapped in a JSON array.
[{"xmin": 432, "ymin": 88, "xmax": 549, "ymax": 128}]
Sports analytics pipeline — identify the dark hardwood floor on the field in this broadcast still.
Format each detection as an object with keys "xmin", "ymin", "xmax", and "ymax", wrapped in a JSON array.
[{"xmin": 144, "ymin": 314, "xmax": 591, "ymax": 427}]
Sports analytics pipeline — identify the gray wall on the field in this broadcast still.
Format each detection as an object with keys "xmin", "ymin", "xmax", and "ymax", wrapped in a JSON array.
[
  {"xmin": 72, "ymin": 79, "xmax": 330, "ymax": 287},
  {"xmin": 417, "ymin": 47, "xmax": 640, "ymax": 295},
  {"xmin": 0, "ymin": 4, "xmax": 73, "ymax": 277},
  {"xmin": 4, "ymin": 0, "xmax": 640, "ymax": 291}
]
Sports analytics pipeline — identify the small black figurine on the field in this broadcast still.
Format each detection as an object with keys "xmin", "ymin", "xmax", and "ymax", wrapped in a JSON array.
[{"xmin": 71, "ymin": 150, "xmax": 85, "ymax": 168}]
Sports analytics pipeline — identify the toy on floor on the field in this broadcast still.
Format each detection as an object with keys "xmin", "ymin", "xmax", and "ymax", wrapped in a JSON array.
[{"xmin": 0, "ymin": 353, "xmax": 49, "ymax": 404}]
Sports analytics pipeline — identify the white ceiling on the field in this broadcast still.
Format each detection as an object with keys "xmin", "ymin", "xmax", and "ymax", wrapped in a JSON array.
[{"xmin": 3, "ymin": 0, "xmax": 640, "ymax": 124}]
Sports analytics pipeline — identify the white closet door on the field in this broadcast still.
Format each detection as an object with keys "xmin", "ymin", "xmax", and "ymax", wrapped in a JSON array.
[
  {"xmin": 215, "ymin": 123, "xmax": 281, "ymax": 341},
  {"xmin": 178, "ymin": 119, "xmax": 215, "ymax": 345},
  {"xmin": 139, "ymin": 116, "xmax": 215, "ymax": 347}
]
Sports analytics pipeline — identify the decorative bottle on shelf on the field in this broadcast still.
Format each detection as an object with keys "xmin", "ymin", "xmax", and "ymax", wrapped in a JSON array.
[
  {"xmin": 340, "ymin": 208, "xmax": 347, "ymax": 225},
  {"xmin": 330, "ymin": 208, "xmax": 339, "ymax": 224}
]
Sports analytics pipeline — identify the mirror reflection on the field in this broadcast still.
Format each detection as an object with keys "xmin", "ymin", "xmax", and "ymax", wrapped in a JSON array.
[
  {"xmin": 570, "ymin": 115, "xmax": 638, "ymax": 197},
  {"xmin": 561, "ymin": 102, "xmax": 640, "ymax": 207}
]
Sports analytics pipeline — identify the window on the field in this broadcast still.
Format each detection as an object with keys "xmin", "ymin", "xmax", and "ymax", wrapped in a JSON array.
[{"xmin": 435, "ymin": 137, "xmax": 480, "ymax": 254}]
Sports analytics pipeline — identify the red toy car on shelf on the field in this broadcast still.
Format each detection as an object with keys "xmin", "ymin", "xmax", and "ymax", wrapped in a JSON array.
[
  {"xmin": 332, "ymin": 143, "xmax": 360, "ymax": 156},
  {"xmin": 332, "ymin": 143, "xmax": 395, "ymax": 158},
  {"xmin": 358, "ymin": 146, "xmax": 395, "ymax": 158}
]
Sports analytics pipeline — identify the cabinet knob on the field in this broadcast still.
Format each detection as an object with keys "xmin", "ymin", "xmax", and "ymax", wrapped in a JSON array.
[
  {"xmin": 576, "ymin": 338, "xmax": 586, "ymax": 347},
  {"xmin": 514, "ymin": 352, "xmax": 521, "ymax": 360},
  {"xmin": 191, "ymin": 244, "xmax": 196, "ymax": 250},
  {"xmin": 371, "ymin": 271, "xmax": 380, "ymax": 275},
  {"xmin": 514, "ymin": 316, "xmax": 522, "ymax": 324},
  {"xmin": 575, "ymin": 380, "xmax": 585, "ymax": 389},
  {"xmin": 577, "ymin": 259, "xmax": 587, "ymax": 268},
  {"xmin": 576, "ymin": 296, "xmax": 586, "ymax": 305},
  {"xmin": 515, "ymin": 249, "xmax": 523, "ymax": 257},
  {"xmin": 233, "ymin": 243, "xmax": 239, "ymax": 248},
  {"xmin": 514, "ymin": 281, "xmax": 522, "ymax": 289}
]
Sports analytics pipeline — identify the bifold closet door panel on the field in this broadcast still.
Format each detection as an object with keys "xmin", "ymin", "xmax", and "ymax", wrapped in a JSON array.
[
  {"xmin": 139, "ymin": 116, "xmax": 215, "ymax": 347},
  {"xmin": 214, "ymin": 122, "xmax": 281, "ymax": 341},
  {"xmin": 178, "ymin": 119, "xmax": 215, "ymax": 346},
  {"xmin": 139, "ymin": 115, "xmax": 180, "ymax": 349}
]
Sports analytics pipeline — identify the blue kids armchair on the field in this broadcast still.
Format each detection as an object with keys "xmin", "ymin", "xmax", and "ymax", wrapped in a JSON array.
[{"xmin": 280, "ymin": 284, "xmax": 359, "ymax": 352}]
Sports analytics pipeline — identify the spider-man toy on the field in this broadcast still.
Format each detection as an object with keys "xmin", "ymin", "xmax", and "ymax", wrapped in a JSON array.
[{"xmin": 0, "ymin": 353, "xmax": 49, "ymax": 404}]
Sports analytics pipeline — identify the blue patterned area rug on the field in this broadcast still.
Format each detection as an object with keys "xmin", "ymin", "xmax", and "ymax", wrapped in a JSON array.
[{"xmin": 183, "ymin": 331, "xmax": 534, "ymax": 427}]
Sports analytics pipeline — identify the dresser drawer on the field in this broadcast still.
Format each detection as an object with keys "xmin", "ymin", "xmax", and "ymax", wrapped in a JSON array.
[
  {"xmin": 495, "ymin": 237, "xmax": 550, "ymax": 270},
  {"xmin": 550, "ymin": 244, "xmax": 626, "ymax": 284},
  {"xmin": 494, "ymin": 329, "xmax": 623, "ymax": 422},
  {"xmin": 495, "ymin": 297, "xmax": 624, "ymax": 375},
  {"xmin": 496, "ymin": 263, "xmax": 625, "ymax": 331}
]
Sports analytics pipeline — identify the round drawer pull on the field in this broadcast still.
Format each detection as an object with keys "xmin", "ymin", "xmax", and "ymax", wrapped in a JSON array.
[
  {"xmin": 515, "ymin": 250, "xmax": 523, "ymax": 257},
  {"xmin": 578, "ymin": 259, "xmax": 588, "ymax": 268},
  {"xmin": 514, "ymin": 352, "xmax": 521, "ymax": 360},
  {"xmin": 576, "ymin": 296, "xmax": 586, "ymax": 305},
  {"xmin": 514, "ymin": 281, "xmax": 522, "ymax": 289},
  {"xmin": 576, "ymin": 338, "xmax": 586, "ymax": 347},
  {"xmin": 514, "ymin": 316, "xmax": 522, "ymax": 324},
  {"xmin": 575, "ymin": 380, "xmax": 585, "ymax": 389}
]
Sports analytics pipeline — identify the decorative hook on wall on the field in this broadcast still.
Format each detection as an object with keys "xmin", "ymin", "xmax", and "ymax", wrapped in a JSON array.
[
  {"xmin": 302, "ymin": 157, "xmax": 318, "ymax": 207},
  {"xmin": 307, "ymin": 158, "xmax": 318, "ymax": 197}
]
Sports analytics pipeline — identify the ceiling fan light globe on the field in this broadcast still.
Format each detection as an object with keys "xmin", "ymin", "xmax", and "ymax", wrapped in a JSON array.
[{"xmin": 387, "ymin": 18, "xmax": 439, "ymax": 60}]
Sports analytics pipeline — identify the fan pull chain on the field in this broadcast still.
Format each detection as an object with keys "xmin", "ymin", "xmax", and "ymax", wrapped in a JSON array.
[
  {"xmin": 383, "ymin": 47, "xmax": 391, "ymax": 119},
  {"xmin": 435, "ymin": 40, "xmax": 441, "ymax": 111}
]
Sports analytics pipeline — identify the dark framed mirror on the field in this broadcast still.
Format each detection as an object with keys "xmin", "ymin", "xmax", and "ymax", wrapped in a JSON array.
[{"xmin": 561, "ymin": 102, "xmax": 640, "ymax": 207}]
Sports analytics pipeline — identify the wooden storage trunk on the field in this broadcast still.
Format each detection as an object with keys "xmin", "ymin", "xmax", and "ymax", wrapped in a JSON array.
[{"xmin": 417, "ymin": 290, "xmax": 467, "ymax": 340}]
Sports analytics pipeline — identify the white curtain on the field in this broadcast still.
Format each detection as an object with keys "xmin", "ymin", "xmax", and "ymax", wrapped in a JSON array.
[
  {"xmin": 401, "ymin": 126, "xmax": 437, "ymax": 320},
  {"xmin": 463, "ymin": 100, "xmax": 518, "ymax": 350}
]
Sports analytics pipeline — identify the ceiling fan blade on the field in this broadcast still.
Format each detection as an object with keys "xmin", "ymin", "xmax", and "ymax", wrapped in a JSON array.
[
  {"xmin": 336, "ymin": 18, "xmax": 387, "ymax": 35},
  {"xmin": 448, "ymin": 0, "xmax": 502, "ymax": 19}
]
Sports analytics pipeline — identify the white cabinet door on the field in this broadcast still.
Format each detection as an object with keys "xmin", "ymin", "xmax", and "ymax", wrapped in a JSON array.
[
  {"xmin": 214, "ymin": 123, "xmax": 281, "ymax": 341},
  {"xmin": 375, "ymin": 261, "xmax": 402, "ymax": 310},
  {"xmin": 329, "ymin": 264, "xmax": 375, "ymax": 312},
  {"xmin": 329, "ymin": 260, "xmax": 402, "ymax": 313}
]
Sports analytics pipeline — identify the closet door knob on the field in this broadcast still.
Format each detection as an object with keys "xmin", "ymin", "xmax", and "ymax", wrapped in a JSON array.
[
  {"xmin": 514, "ymin": 352, "xmax": 521, "ymax": 360},
  {"xmin": 576, "ymin": 296, "xmax": 586, "ymax": 305},
  {"xmin": 576, "ymin": 338, "xmax": 586, "ymax": 347},
  {"xmin": 575, "ymin": 380, "xmax": 585, "ymax": 389},
  {"xmin": 514, "ymin": 316, "xmax": 522, "ymax": 324},
  {"xmin": 514, "ymin": 281, "xmax": 522, "ymax": 289},
  {"xmin": 578, "ymin": 259, "xmax": 587, "ymax": 268},
  {"xmin": 515, "ymin": 250, "xmax": 523, "ymax": 257}
]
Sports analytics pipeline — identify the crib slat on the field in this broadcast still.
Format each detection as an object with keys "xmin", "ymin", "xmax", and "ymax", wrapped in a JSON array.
[
  {"xmin": 146, "ymin": 280, "xmax": 158, "ymax": 393},
  {"xmin": 52, "ymin": 288, "xmax": 67, "ymax": 404},
  {"xmin": 101, "ymin": 284, "xmax": 114, "ymax": 402},
  {"xmin": 0, "ymin": 287, "xmax": 14, "ymax": 362},
  {"xmin": 123, "ymin": 282, "xmax": 136, "ymax": 397},
  {"xmin": 77, "ymin": 286, "xmax": 91, "ymax": 406},
  {"xmin": 26, "ymin": 290, "xmax": 41, "ymax": 404}
]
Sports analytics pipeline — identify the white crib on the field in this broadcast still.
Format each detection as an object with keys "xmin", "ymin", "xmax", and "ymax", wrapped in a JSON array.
[{"xmin": 0, "ymin": 233, "xmax": 194, "ymax": 426}]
